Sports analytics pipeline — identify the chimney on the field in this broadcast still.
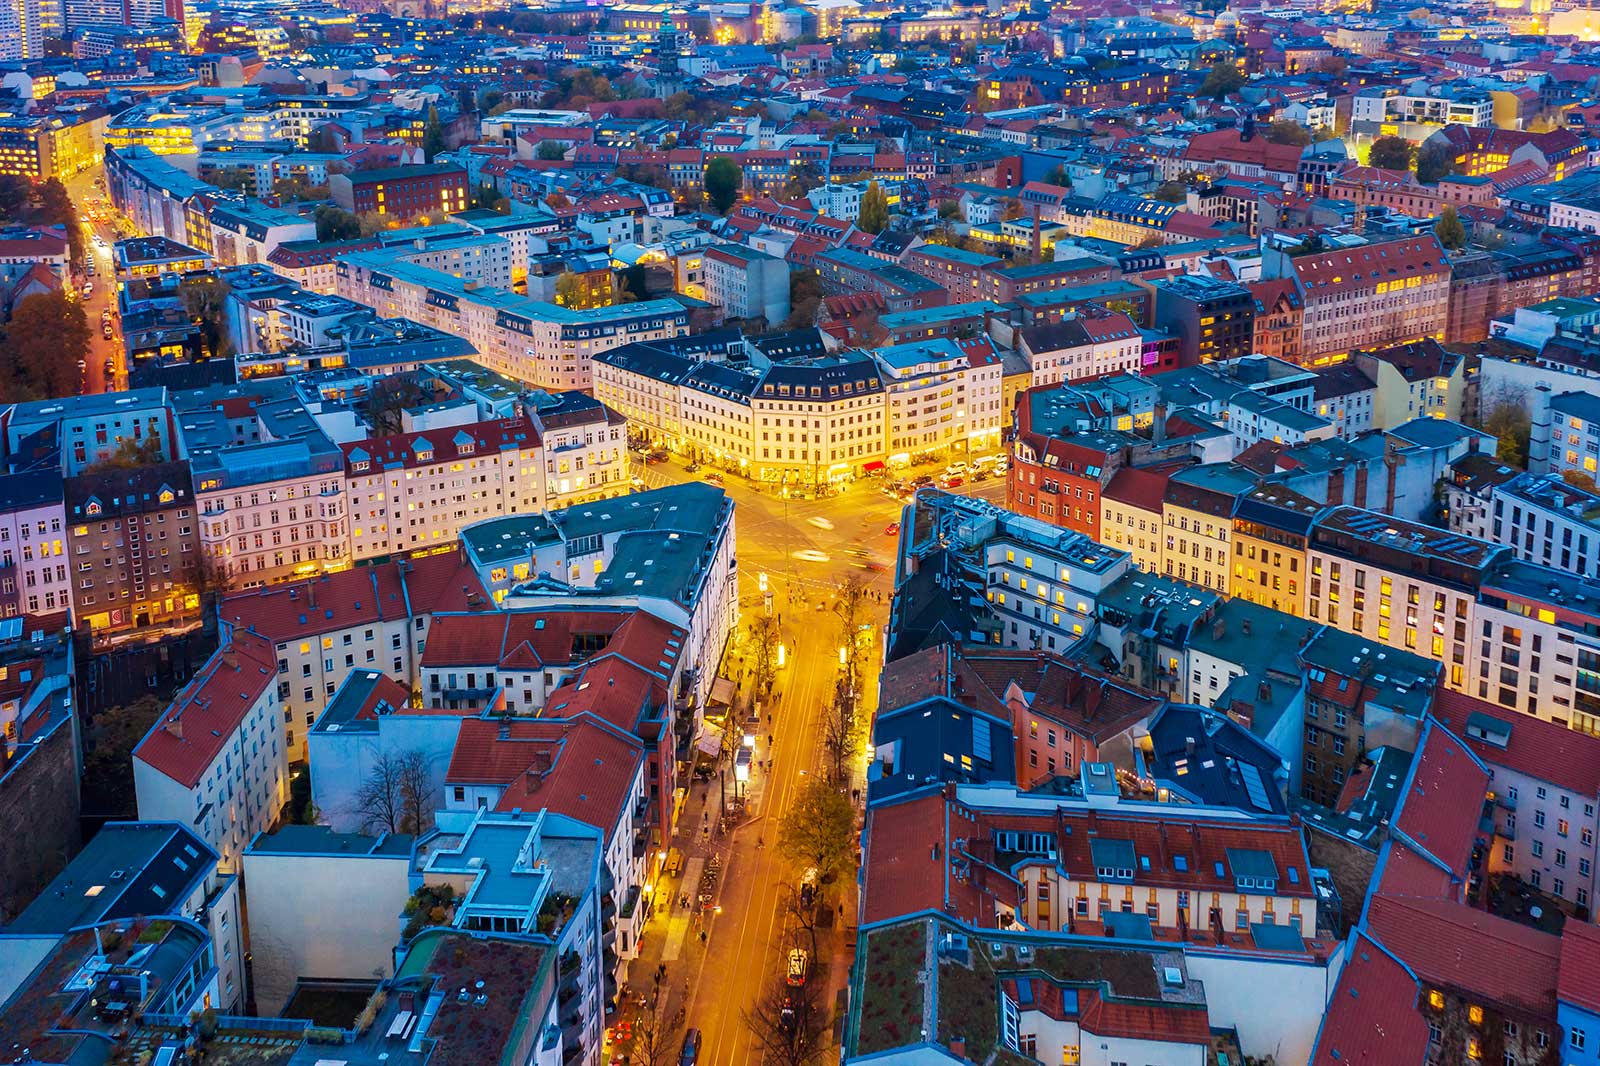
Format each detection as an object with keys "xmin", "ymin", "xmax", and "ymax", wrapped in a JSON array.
[
  {"xmin": 1211, "ymin": 617, "xmax": 1225, "ymax": 641},
  {"xmin": 525, "ymin": 767, "xmax": 543, "ymax": 792},
  {"xmin": 1241, "ymin": 617, "xmax": 1251, "ymax": 637},
  {"xmin": 1185, "ymin": 736, "xmax": 1195, "ymax": 756},
  {"xmin": 532, "ymin": 750, "xmax": 553, "ymax": 774},
  {"xmin": 1030, "ymin": 203, "xmax": 1042, "ymax": 264},
  {"xmin": 307, "ymin": 581, "xmax": 317, "ymax": 609},
  {"xmin": 1258, "ymin": 680, "xmax": 1272, "ymax": 702},
  {"xmin": 164, "ymin": 715, "xmax": 183, "ymax": 740},
  {"xmin": 222, "ymin": 650, "xmax": 238, "ymax": 670},
  {"xmin": 498, "ymin": 719, "xmax": 511, "ymax": 740},
  {"xmin": 949, "ymin": 1038, "xmax": 967, "ymax": 1060},
  {"xmin": 1151, "ymin": 401, "xmax": 1167, "ymax": 446}
]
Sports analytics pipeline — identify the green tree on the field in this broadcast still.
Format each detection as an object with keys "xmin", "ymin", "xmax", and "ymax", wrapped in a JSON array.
[
  {"xmin": 36, "ymin": 178, "xmax": 82, "ymax": 264},
  {"xmin": 858, "ymin": 179, "xmax": 889, "ymax": 233},
  {"xmin": 1265, "ymin": 119, "xmax": 1312, "ymax": 146},
  {"xmin": 1042, "ymin": 164, "xmax": 1070, "ymax": 188},
  {"xmin": 1368, "ymin": 135, "xmax": 1414, "ymax": 172},
  {"xmin": 315, "ymin": 204, "xmax": 362, "ymax": 241},
  {"xmin": 776, "ymin": 777, "xmax": 856, "ymax": 882},
  {"xmin": 536, "ymin": 139, "xmax": 566, "ymax": 160},
  {"xmin": 1435, "ymin": 204, "xmax": 1467, "ymax": 251},
  {"xmin": 937, "ymin": 198, "xmax": 960, "ymax": 220},
  {"xmin": 1153, "ymin": 181, "xmax": 1189, "ymax": 203},
  {"xmin": 1481, "ymin": 389, "xmax": 1531, "ymax": 468},
  {"xmin": 471, "ymin": 183, "xmax": 509, "ymax": 212},
  {"xmin": 1199, "ymin": 59, "xmax": 1246, "ymax": 99},
  {"xmin": 422, "ymin": 105, "xmax": 446, "ymax": 160},
  {"xmin": 704, "ymin": 155, "xmax": 742, "ymax": 215},
  {"xmin": 179, "ymin": 275, "xmax": 232, "ymax": 359},
  {"xmin": 782, "ymin": 163, "xmax": 822, "ymax": 200},
  {"xmin": 81, "ymin": 695, "xmax": 166, "ymax": 818},
  {"xmin": 0, "ymin": 290, "xmax": 90, "ymax": 402},
  {"xmin": 0, "ymin": 174, "xmax": 31, "ymax": 220},
  {"xmin": 1416, "ymin": 138, "xmax": 1456, "ymax": 184},
  {"xmin": 554, "ymin": 271, "xmax": 584, "ymax": 308}
]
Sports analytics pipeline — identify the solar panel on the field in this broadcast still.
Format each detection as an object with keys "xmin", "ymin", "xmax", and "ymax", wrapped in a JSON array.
[
  {"xmin": 1239, "ymin": 763, "xmax": 1272, "ymax": 813},
  {"xmin": 972, "ymin": 717, "xmax": 992, "ymax": 764}
]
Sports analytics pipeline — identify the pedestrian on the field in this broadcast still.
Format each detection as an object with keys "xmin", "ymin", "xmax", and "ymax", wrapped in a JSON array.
[{"xmin": 699, "ymin": 930, "xmax": 707, "ymax": 944}]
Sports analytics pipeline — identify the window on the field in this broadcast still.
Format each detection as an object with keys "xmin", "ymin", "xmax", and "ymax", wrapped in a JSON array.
[{"xmin": 1573, "ymin": 1029, "xmax": 1587, "ymax": 1052}]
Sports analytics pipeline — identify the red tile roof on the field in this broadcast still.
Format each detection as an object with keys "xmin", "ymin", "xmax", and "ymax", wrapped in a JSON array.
[
  {"xmin": 219, "ymin": 549, "xmax": 486, "ymax": 641},
  {"xmin": 1391, "ymin": 721, "xmax": 1489, "ymax": 878},
  {"xmin": 1290, "ymin": 235, "xmax": 1446, "ymax": 298},
  {"xmin": 1558, "ymin": 920, "xmax": 1600, "ymax": 1016},
  {"xmin": 421, "ymin": 607, "xmax": 682, "ymax": 681},
  {"xmin": 862, "ymin": 790, "xmax": 1000, "ymax": 926},
  {"xmin": 1311, "ymin": 931, "xmax": 1429, "ymax": 1066},
  {"xmin": 1431, "ymin": 688, "xmax": 1600, "ymax": 802},
  {"xmin": 342, "ymin": 416, "xmax": 540, "ymax": 476},
  {"xmin": 1364, "ymin": 894, "xmax": 1560, "ymax": 1017},
  {"xmin": 1103, "ymin": 466, "xmax": 1169, "ymax": 514},
  {"xmin": 491, "ymin": 718, "xmax": 643, "ymax": 836},
  {"xmin": 134, "ymin": 630, "xmax": 277, "ymax": 788},
  {"xmin": 1078, "ymin": 988, "xmax": 1211, "ymax": 1046}
]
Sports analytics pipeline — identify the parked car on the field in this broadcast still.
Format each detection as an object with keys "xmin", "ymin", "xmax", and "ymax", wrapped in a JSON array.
[
  {"xmin": 704, "ymin": 472, "xmax": 724, "ymax": 487},
  {"xmin": 680, "ymin": 1029, "xmax": 700, "ymax": 1066},
  {"xmin": 684, "ymin": 462, "xmax": 701, "ymax": 473},
  {"xmin": 786, "ymin": 948, "xmax": 810, "ymax": 987}
]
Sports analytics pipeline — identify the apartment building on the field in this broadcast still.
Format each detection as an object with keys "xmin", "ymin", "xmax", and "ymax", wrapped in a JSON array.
[
  {"xmin": 877, "ymin": 337, "xmax": 1004, "ymax": 461},
  {"xmin": 1228, "ymin": 486, "xmax": 1320, "ymax": 617},
  {"xmin": 132, "ymin": 629, "xmax": 288, "ymax": 872},
  {"xmin": 330, "ymin": 163, "xmax": 470, "ymax": 220},
  {"xmin": 176, "ymin": 382, "xmax": 350, "ymax": 587},
  {"xmin": 1436, "ymin": 690, "xmax": 1600, "ymax": 918},
  {"xmin": 3, "ymin": 390, "xmax": 176, "ymax": 477},
  {"xmin": 64, "ymin": 461, "xmax": 201, "ymax": 637},
  {"xmin": 216, "ymin": 549, "xmax": 487, "ymax": 758},
  {"xmin": 1542, "ymin": 391, "xmax": 1600, "ymax": 481},
  {"xmin": 1297, "ymin": 627, "xmax": 1437, "ymax": 805},
  {"xmin": 467, "ymin": 483, "xmax": 738, "ymax": 715},
  {"xmin": 1164, "ymin": 464, "xmax": 1256, "ymax": 594},
  {"xmin": 1449, "ymin": 471, "xmax": 1600, "ymax": 580},
  {"xmin": 336, "ymin": 252, "xmax": 690, "ymax": 392},
  {"xmin": 1305, "ymin": 507, "xmax": 1505, "ymax": 688},
  {"xmin": 752, "ymin": 354, "xmax": 890, "ymax": 482},
  {"xmin": 525, "ymin": 390, "xmax": 631, "ymax": 510},
  {"xmin": 0, "ymin": 468, "xmax": 69, "ymax": 619},
  {"xmin": 206, "ymin": 199, "xmax": 317, "ymax": 267},
  {"xmin": 996, "ymin": 800, "xmax": 1321, "ymax": 940},
  {"xmin": 702, "ymin": 243, "xmax": 789, "ymax": 324},
  {"xmin": 1472, "ymin": 561, "xmax": 1600, "ymax": 734},
  {"xmin": 1019, "ymin": 309, "xmax": 1143, "ymax": 387},
  {"xmin": 1352, "ymin": 340, "xmax": 1464, "ymax": 428},
  {"xmin": 344, "ymin": 415, "xmax": 545, "ymax": 562},
  {"xmin": 1148, "ymin": 274, "xmax": 1255, "ymax": 366},
  {"xmin": 1285, "ymin": 235, "xmax": 1450, "ymax": 360}
]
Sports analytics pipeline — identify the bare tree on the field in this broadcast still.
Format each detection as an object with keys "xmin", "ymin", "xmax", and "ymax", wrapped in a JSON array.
[
  {"xmin": 742, "ymin": 971, "xmax": 826, "ymax": 1066},
  {"xmin": 352, "ymin": 751, "xmax": 404, "ymax": 834},
  {"xmin": 397, "ymin": 749, "xmax": 435, "ymax": 835},
  {"xmin": 628, "ymin": 970, "xmax": 684, "ymax": 1066},
  {"xmin": 750, "ymin": 613, "xmax": 781, "ymax": 697},
  {"xmin": 823, "ymin": 578, "xmax": 869, "ymax": 782}
]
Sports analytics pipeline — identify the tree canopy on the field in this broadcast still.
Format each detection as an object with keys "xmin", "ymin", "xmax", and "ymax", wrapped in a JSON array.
[
  {"xmin": 1435, "ymin": 204, "xmax": 1467, "ymax": 251},
  {"xmin": 776, "ymin": 778, "xmax": 856, "ymax": 882},
  {"xmin": 0, "ymin": 290, "xmax": 90, "ymax": 402},
  {"xmin": 1199, "ymin": 60, "xmax": 1246, "ymax": 99},
  {"xmin": 858, "ymin": 180, "xmax": 889, "ymax": 233},
  {"xmin": 705, "ymin": 155, "xmax": 742, "ymax": 215},
  {"xmin": 1368, "ymin": 135, "xmax": 1415, "ymax": 172}
]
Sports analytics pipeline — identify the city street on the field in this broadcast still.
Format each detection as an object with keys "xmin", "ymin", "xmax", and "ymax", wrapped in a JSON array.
[
  {"xmin": 628, "ymin": 457, "xmax": 1005, "ymax": 1065},
  {"xmin": 64, "ymin": 165, "xmax": 124, "ymax": 394}
]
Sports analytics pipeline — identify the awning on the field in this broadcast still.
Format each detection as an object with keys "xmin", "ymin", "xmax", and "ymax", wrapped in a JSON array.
[
  {"xmin": 696, "ymin": 726, "xmax": 723, "ymax": 758},
  {"xmin": 862, "ymin": 461, "xmax": 885, "ymax": 473},
  {"xmin": 709, "ymin": 676, "xmax": 736, "ymax": 708}
]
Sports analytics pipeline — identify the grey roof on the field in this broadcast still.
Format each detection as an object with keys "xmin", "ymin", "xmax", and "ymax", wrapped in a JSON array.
[{"xmin": 9, "ymin": 823, "xmax": 217, "ymax": 934}]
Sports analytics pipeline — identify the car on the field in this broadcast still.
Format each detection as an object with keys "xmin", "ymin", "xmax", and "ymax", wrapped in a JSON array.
[
  {"xmin": 786, "ymin": 948, "xmax": 810, "ymax": 987},
  {"xmin": 684, "ymin": 462, "xmax": 701, "ymax": 473},
  {"xmin": 679, "ymin": 1029, "xmax": 700, "ymax": 1066},
  {"xmin": 941, "ymin": 475, "xmax": 964, "ymax": 488},
  {"xmin": 910, "ymin": 474, "xmax": 934, "ymax": 489},
  {"xmin": 993, "ymin": 458, "xmax": 1008, "ymax": 475},
  {"xmin": 807, "ymin": 516, "xmax": 834, "ymax": 531},
  {"xmin": 102, "ymin": 359, "xmax": 114, "ymax": 374},
  {"xmin": 884, "ymin": 522, "xmax": 900, "ymax": 536},
  {"xmin": 704, "ymin": 472, "xmax": 724, "ymax": 487},
  {"xmin": 102, "ymin": 325, "xmax": 112, "ymax": 339},
  {"xmin": 629, "ymin": 476, "xmax": 645, "ymax": 491},
  {"xmin": 799, "ymin": 881, "xmax": 816, "ymax": 909},
  {"xmin": 75, "ymin": 359, "xmax": 86, "ymax": 370},
  {"xmin": 82, "ymin": 282, "xmax": 93, "ymax": 296},
  {"xmin": 944, "ymin": 461, "xmax": 969, "ymax": 477}
]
